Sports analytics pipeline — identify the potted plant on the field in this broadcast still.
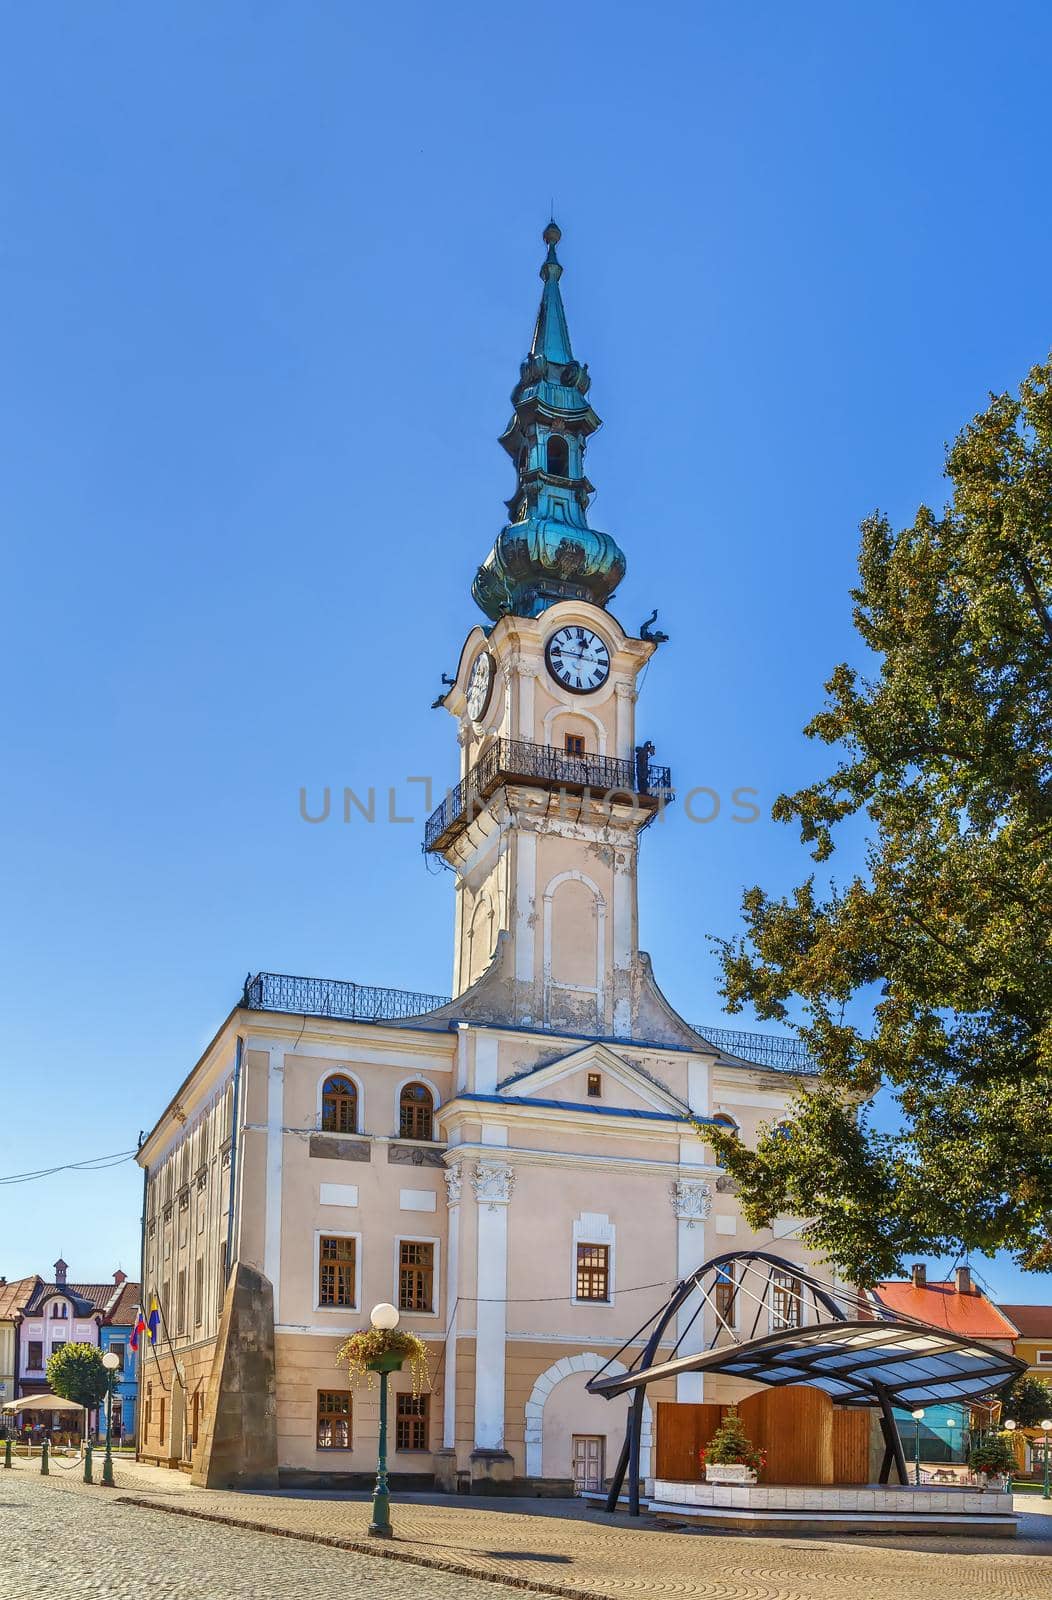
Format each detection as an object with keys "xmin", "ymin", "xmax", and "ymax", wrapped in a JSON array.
[
  {"xmin": 968, "ymin": 1432, "xmax": 1015, "ymax": 1489},
  {"xmin": 699, "ymin": 1409, "xmax": 766, "ymax": 1484}
]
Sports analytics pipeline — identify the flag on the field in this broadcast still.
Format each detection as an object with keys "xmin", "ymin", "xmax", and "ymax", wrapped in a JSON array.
[
  {"xmin": 129, "ymin": 1310, "xmax": 147, "ymax": 1353},
  {"xmin": 147, "ymin": 1294, "xmax": 160, "ymax": 1344}
]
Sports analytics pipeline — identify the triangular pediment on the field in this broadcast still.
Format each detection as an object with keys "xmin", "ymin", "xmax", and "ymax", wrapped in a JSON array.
[{"xmin": 498, "ymin": 1041, "xmax": 689, "ymax": 1117}]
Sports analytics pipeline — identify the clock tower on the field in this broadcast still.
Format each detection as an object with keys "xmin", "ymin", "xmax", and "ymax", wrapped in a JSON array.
[{"xmin": 425, "ymin": 225, "xmax": 690, "ymax": 1046}]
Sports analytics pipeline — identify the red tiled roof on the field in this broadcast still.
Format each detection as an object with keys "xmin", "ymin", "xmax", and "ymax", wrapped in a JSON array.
[
  {"xmin": 1000, "ymin": 1304, "xmax": 1052, "ymax": 1339},
  {"xmin": 24, "ymin": 1281, "xmax": 112, "ymax": 1317},
  {"xmin": 105, "ymin": 1281, "xmax": 141, "ymax": 1327},
  {"xmin": 0, "ymin": 1276, "xmax": 40, "ymax": 1321},
  {"xmin": 875, "ymin": 1280, "xmax": 1019, "ymax": 1340}
]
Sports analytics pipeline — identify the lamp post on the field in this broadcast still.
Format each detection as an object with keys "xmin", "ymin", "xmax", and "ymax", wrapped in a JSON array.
[
  {"xmin": 368, "ymin": 1303, "xmax": 402, "ymax": 1539},
  {"xmin": 945, "ymin": 1414, "xmax": 956, "ymax": 1470},
  {"xmin": 100, "ymin": 1351, "xmax": 120, "ymax": 1488},
  {"xmin": 911, "ymin": 1408, "xmax": 925, "ymax": 1486},
  {"xmin": 1041, "ymin": 1419, "xmax": 1052, "ymax": 1500},
  {"xmin": 1004, "ymin": 1418, "xmax": 1017, "ymax": 1493}
]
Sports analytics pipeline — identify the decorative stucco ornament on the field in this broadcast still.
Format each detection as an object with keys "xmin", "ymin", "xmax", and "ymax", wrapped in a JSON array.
[
  {"xmin": 669, "ymin": 1178, "xmax": 713, "ymax": 1227},
  {"xmin": 443, "ymin": 1161, "xmax": 463, "ymax": 1207},
  {"xmin": 471, "ymin": 1159, "xmax": 516, "ymax": 1210},
  {"xmin": 471, "ymin": 222, "xmax": 627, "ymax": 621}
]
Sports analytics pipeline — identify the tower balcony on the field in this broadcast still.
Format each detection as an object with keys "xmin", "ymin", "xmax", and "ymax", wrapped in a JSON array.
[{"xmin": 423, "ymin": 736, "xmax": 673, "ymax": 855}]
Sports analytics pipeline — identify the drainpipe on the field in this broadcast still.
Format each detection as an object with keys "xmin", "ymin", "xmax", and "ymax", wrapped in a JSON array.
[{"xmin": 224, "ymin": 1036, "xmax": 244, "ymax": 1283}]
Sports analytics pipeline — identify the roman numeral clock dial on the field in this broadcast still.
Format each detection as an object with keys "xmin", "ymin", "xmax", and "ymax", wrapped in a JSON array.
[{"xmin": 545, "ymin": 625, "xmax": 611, "ymax": 694}]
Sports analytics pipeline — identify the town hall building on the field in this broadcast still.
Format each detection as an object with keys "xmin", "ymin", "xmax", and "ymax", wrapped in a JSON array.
[{"xmin": 135, "ymin": 224, "xmax": 821, "ymax": 1492}]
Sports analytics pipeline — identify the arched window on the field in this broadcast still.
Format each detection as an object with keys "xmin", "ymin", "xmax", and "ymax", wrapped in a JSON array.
[
  {"xmin": 546, "ymin": 434, "xmax": 569, "ymax": 477},
  {"xmin": 399, "ymin": 1082, "xmax": 434, "ymax": 1141},
  {"xmin": 321, "ymin": 1074, "xmax": 358, "ymax": 1134},
  {"xmin": 51, "ymin": 1302, "xmax": 68, "ymax": 1319}
]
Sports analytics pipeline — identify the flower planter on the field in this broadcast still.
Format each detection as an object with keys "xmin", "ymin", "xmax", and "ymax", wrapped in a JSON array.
[
  {"xmin": 366, "ymin": 1353, "xmax": 406, "ymax": 1375},
  {"xmin": 704, "ymin": 1463, "xmax": 758, "ymax": 1485}
]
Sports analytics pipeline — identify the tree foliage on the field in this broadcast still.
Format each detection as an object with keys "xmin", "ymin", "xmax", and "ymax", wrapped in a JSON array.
[
  {"xmin": 1002, "ymin": 1374, "xmax": 1052, "ymax": 1429},
  {"xmin": 46, "ymin": 1342, "xmax": 109, "ymax": 1410},
  {"xmin": 713, "ymin": 358, "xmax": 1052, "ymax": 1284}
]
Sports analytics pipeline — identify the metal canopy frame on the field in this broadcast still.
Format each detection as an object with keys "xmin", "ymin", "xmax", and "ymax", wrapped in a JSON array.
[{"xmin": 584, "ymin": 1250, "xmax": 1025, "ymax": 1515}]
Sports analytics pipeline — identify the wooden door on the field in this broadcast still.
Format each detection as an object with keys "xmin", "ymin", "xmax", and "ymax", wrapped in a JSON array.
[
  {"xmin": 655, "ymin": 1402, "xmax": 725, "ymax": 1481},
  {"xmin": 572, "ymin": 1434, "xmax": 605, "ymax": 1492}
]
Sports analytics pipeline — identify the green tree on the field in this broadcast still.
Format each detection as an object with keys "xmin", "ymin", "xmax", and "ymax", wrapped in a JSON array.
[
  {"xmin": 1002, "ymin": 1374, "xmax": 1052, "ymax": 1429},
  {"xmin": 713, "ymin": 358, "xmax": 1052, "ymax": 1284},
  {"xmin": 46, "ymin": 1342, "xmax": 109, "ymax": 1437},
  {"xmin": 703, "ymin": 1409, "xmax": 764, "ymax": 1471}
]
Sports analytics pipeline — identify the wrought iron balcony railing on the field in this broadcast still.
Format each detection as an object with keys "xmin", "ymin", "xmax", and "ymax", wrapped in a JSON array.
[
  {"xmin": 423, "ymin": 736, "xmax": 674, "ymax": 854},
  {"xmin": 241, "ymin": 972, "xmax": 816, "ymax": 1074}
]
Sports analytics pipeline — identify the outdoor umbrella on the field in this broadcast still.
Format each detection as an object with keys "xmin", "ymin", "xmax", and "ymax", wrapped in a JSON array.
[{"xmin": 0, "ymin": 1394, "xmax": 84, "ymax": 1411}]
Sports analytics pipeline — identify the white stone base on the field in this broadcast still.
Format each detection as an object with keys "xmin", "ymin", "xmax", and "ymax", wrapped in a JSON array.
[{"xmin": 649, "ymin": 1479, "xmax": 1016, "ymax": 1537}]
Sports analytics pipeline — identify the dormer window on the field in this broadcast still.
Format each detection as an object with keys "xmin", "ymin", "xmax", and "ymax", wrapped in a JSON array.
[
  {"xmin": 587, "ymin": 1072, "xmax": 602, "ymax": 1098},
  {"xmin": 546, "ymin": 434, "xmax": 569, "ymax": 477},
  {"xmin": 51, "ymin": 1302, "xmax": 68, "ymax": 1319}
]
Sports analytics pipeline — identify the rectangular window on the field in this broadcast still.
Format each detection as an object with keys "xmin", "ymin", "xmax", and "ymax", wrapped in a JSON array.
[
  {"xmin": 191, "ymin": 1390, "xmax": 200, "ymax": 1446},
  {"xmin": 565, "ymin": 733, "xmax": 586, "ymax": 757},
  {"xmin": 398, "ymin": 1240, "xmax": 435, "ymax": 1313},
  {"xmin": 586, "ymin": 1072, "xmax": 602, "ymax": 1097},
  {"xmin": 109, "ymin": 1342, "xmax": 126, "ymax": 1373},
  {"xmin": 51, "ymin": 1339, "xmax": 65, "ymax": 1354},
  {"xmin": 395, "ymin": 1392, "xmax": 430, "ymax": 1452},
  {"xmin": 317, "ymin": 1389, "xmax": 352, "ymax": 1450},
  {"xmin": 159, "ymin": 1397, "xmax": 166, "ymax": 1447},
  {"xmin": 771, "ymin": 1270, "xmax": 801, "ymax": 1331},
  {"xmin": 177, "ymin": 1268, "xmax": 187, "ymax": 1334},
  {"xmin": 145, "ymin": 1389, "xmax": 153, "ymax": 1431},
  {"xmin": 1037, "ymin": 1351, "xmax": 1052, "ymax": 1365},
  {"xmin": 195, "ymin": 1256, "xmax": 205, "ymax": 1327},
  {"xmin": 27, "ymin": 1340, "xmax": 43, "ymax": 1370},
  {"xmin": 218, "ymin": 1242, "xmax": 227, "ymax": 1319},
  {"xmin": 319, "ymin": 1235, "xmax": 357, "ymax": 1308},
  {"xmin": 713, "ymin": 1265, "xmax": 738, "ymax": 1328},
  {"xmin": 575, "ymin": 1243, "xmax": 610, "ymax": 1302}
]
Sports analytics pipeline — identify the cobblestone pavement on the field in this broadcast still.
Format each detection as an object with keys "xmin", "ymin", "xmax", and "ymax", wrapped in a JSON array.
[
  {"xmin": 2, "ymin": 1467, "xmax": 563, "ymax": 1600},
  {"xmin": 10, "ymin": 1456, "xmax": 1052, "ymax": 1599}
]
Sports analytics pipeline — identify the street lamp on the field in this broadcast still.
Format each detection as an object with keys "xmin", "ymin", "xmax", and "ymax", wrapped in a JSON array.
[
  {"xmin": 100, "ymin": 1351, "xmax": 120, "ymax": 1488},
  {"xmin": 911, "ymin": 1408, "xmax": 925, "ymax": 1486},
  {"xmin": 945, "ymin": 1414, "xmax": 955, "ymax": 1469},
  {"xmin": 1041, "ymin": 1419, "xmax": 1052, "ymax": 1500},
  {"xmin": 368, "ymin": 1303, "xmax": 401, "ymax": 1539}
]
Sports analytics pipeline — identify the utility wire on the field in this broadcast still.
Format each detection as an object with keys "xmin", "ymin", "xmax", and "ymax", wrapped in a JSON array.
[{"xmin": 0, "ymin": 1150, "xmax": 137, "ymax": 1185}]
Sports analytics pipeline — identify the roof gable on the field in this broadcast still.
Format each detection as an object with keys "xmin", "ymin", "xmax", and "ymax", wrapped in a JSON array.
[
  {"xmin": 497, "ymin": 1041, "xmax": 692, "ymax": 1118},
  {"xmin": 874, "ymin": 1280, "xmax": 1019, "ymax": 1341}
]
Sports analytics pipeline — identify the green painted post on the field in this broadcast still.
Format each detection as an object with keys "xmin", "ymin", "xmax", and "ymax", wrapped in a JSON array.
[
  {"xmin": 83, "ymin": 1441, "xmax": 93, "ymax": 1483},
  {"xmin": 41, "ymin": 1439, "xmax": 49, "ymax": 1475},
  {"xmin": 368, "ymin": 1368, "xmax": 392, "ymax": 1537},
  {"xmin": 4, "ymin": 1437, "xmax": 11, "ymax": 1468}
]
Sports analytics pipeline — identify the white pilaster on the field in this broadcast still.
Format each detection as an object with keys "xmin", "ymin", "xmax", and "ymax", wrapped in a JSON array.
[
  {"xmin": 442, "ymin": 1162, "xmax": 463, "ymax": 1449},
  {"xmin": 670, "ymin": 1179, "xmax": 712, "ymax": 1402},
  {"xmin": 514, "ymin": 830, "xmax": 537, "ymax": 990},
  {"xmin": 264, "ymin": 1045, "xmax": 285, "ymax": 1322},
  {"xmin": 472, "ymin": 1160, "xmax": 514, "ymax": 1451}
]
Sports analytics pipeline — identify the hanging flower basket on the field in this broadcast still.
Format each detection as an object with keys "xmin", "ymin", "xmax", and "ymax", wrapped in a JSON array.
[{"xmin": 336, "ymin": 1328, "xmax": 430, "ymax": 1393}]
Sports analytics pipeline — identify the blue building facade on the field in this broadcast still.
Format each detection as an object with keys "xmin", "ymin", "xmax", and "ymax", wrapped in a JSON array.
[{"xmin": 100, "ymin": 1279, "xmax": 139, "ymax": 1442}]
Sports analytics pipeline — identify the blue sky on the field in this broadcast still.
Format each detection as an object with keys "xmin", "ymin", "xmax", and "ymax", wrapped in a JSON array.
[{"xmin": 2, "ymin": 2, "xmax": 1049, "ymax": 1301}]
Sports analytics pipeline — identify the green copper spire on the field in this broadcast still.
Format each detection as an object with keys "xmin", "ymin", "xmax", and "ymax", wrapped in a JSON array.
[{"xmin": 472, "ymin": 223, "xmax": 627, "ymax": 622}]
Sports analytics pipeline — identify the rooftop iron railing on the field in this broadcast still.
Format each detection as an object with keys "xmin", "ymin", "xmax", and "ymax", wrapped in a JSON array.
[
  {"xmin": 423, "ymin": 736, "xmax": 673, "ymax": 853},
  {"xmin": 693, "ymin": 1025, "xmax": 817, "ymax": 1075},
  {"xmin": 242, "ymin": 971, "xmax": 816, "ymax": 1074}
]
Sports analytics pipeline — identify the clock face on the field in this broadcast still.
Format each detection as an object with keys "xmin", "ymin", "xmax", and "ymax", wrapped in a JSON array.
[
  {"xmin": 545, "ymin": 625, "xmax": 611, "ymax": 694},
  {"xmin": 466, "ymin": 650, "xmax": 495, "ymax": 721}
]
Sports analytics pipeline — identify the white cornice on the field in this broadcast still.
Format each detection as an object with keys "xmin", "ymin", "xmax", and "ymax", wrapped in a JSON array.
[{"xmin": 443, "ymin": 1139, "xmax": 717, "ymax": 1180}]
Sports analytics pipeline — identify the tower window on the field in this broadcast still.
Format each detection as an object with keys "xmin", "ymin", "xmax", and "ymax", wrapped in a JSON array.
[
  {"xmin": 546, "ymin": 435, "xmax": 569, "ymax": 476},
  {"xmin": 587, "ymin": 1072, "xmax": 602, "ymax": 1097},
  {"xmin": 565, "ymin": 733, "xmax": 586, "ymax": 757}
]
